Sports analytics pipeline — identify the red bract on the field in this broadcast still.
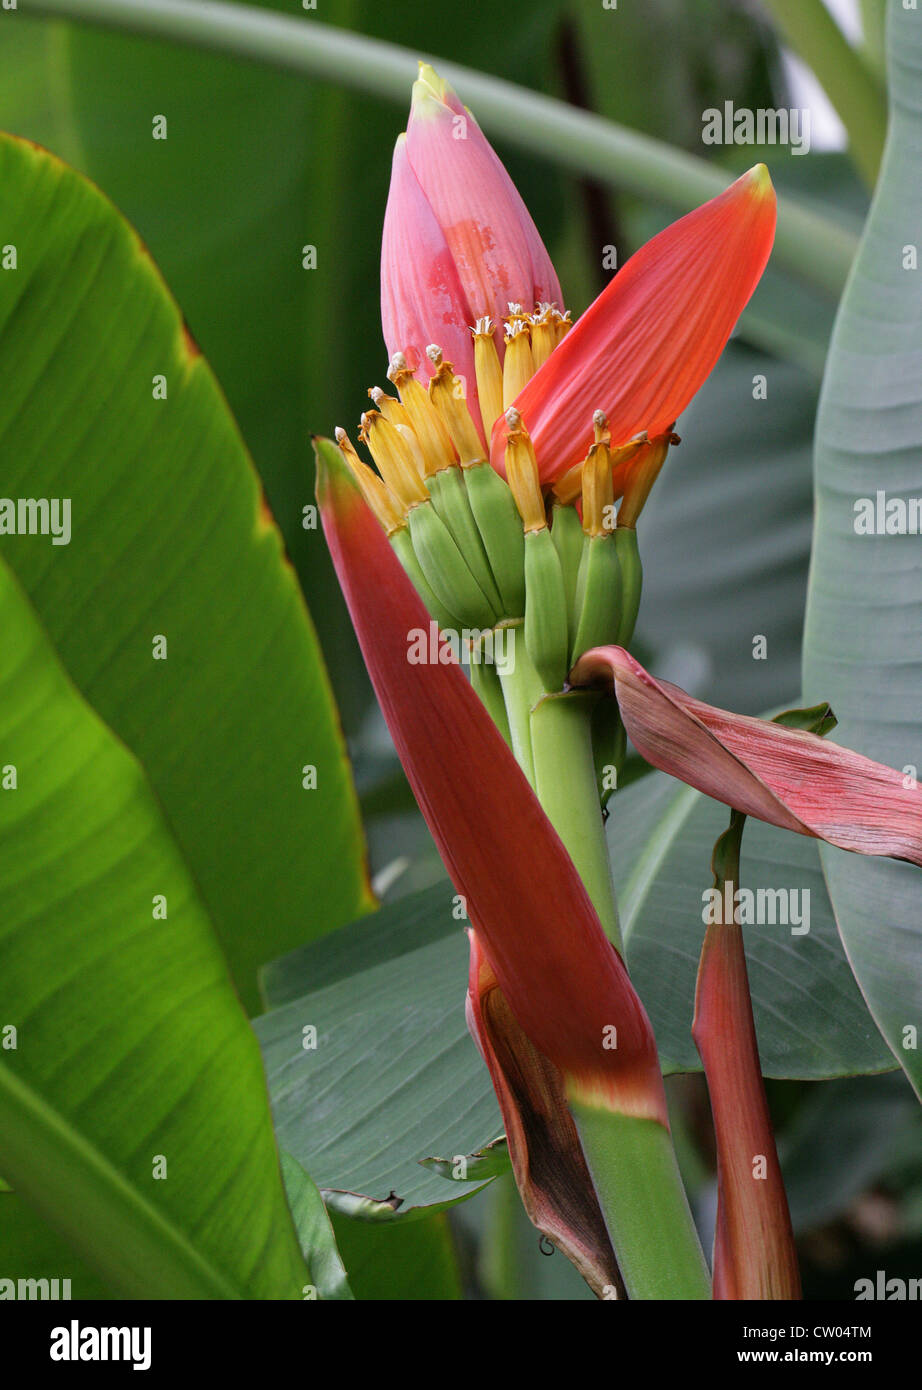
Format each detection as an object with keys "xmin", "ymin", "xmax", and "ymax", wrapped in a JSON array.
[
  {"xmin": 382, "ymin": 64, "xmax": 562, "ymax": 388},
  {"xmin": 570, "ymin": 646, "xmax": 922, "ymax": 864},
  {"xmin": 315, "ymin": 439, "xmax": 665, "ymax": 1122},
  {"xmin": 492, "ymin": 166, "xmax": 777, "ymax": 484},
  {"xmin": 693, "ymin": 896, "xmax": 801, "ymax": 1300}
]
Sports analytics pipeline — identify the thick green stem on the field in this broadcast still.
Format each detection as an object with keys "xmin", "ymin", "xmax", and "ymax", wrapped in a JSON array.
[
  {"xmin": 496, "ymin": 625, "xmax": 543, "ymax": 788},
  {"xmin": 570, "ymin": 1102, "xmax": 711, "ymax": 1301},
  {"xmin": 761, "ymin": 0, "xmax": 887, "ymax": 188},
  {"xmin": 530, "ymin": 691, "xmax": 622, "ymax": 952},
  {"xmin": 527, "ymin": 694, "xmax": 709, "ymax": 1299},
  {"xmin": 25, "ymin": 0, "xmax": 858, "ymax": 297},
  {"xmin": 470, "ymin": 657, "xmax": 511, "ymax": 745},
  {"xmin": 859, "ymin": 0, "xmax": 887, "ymax": 77}
]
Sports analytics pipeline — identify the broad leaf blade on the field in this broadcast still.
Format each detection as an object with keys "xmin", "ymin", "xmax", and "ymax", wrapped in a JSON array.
[
  {"xmin": 329, "ymin": 1209, "xmax": 462, "ymax": 1300},
  {"xmin": 0, "ymin": 557, "xmax": 307, "ymax": 1299},
  {"xmin": 0, "ymin": 1196, "xmax": 115, "ymax": 1300},
  {"xmin": 802, "ymin": 1, "xmax": 922, "ymax": 1098},
  {"xmin": 280, "ymin": 1153, "xmax": 353, "ymax": 1301},
  {"xmin": 0, "ymin": 132, "xmax": 372, "ymax": 1012},
  {"xmin": 257, "ymin": 888, "xmax": 501, "ymax": 1216},
  {"xmin": 610, "ymin": 772, "xmax": 893, "ymax": 1078}
]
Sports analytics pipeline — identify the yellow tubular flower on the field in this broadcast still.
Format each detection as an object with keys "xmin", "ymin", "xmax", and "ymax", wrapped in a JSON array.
[
  {"xmin": 387, "ymin": 352, "xmax": 456, "ymax": 475},
  {"xmin": 581, "ymin": 440, "xmax": 615, "ymax": 538},
  {"xmin": 618, "ymin": 430, "xmax": 679, "ymax": 529},
  {"xmin": 503, "ymin": 319, "xmax": 536, "ymax": 410},
  {"xmin": 369, "ymin": 385, "xmax": 413, "ymax": 433},
  {"xmin": 504, "ymin": 408, "xmax": 546, "ymax": 533},
  {"xmin": 334, "ymin": 426, "xmax": 406, "ymax": 535},
  {"xmin": 427, "ymin": 346, "xmax": 486, "ymax": 465},
  {"xmin": 530, "ymin": 304, "xmax": 557, "ymax": 370},
  {"xmin": 359, "ymin": 410, "xmax": 430, "ymax": 510},
  {"xmin": 473, "ymin": 316, "xmax": 505, "ymax": 441}
]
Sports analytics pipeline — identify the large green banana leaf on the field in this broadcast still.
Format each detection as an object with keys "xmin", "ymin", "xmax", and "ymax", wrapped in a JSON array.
[
  {"xmin": 802, "ymin": 0, "xmax": 922, "ymax": 1101},
  {"xmin": 0, "ymin": 556, "xmax": 307, "ymax": 1297},
  {"xmin": 0, "ymin": 132, "xmax": 372, "ymax": 1016}
]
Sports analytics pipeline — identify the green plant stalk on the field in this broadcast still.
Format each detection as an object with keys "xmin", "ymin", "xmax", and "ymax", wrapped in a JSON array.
[
  {"xmin": 466, "ymin": 577, "xmax": 707, "ymax": 1301},
  {"xmin": 593, "ymin": 698, "xmax": 626, "ymax": 811},
  {"xmin": 26, "ymin": 0, "xmax": 858, "ymax": 297},
  {"xmin": 470, "ymin": 657, "xmax": 511, "ymax": 745},
  {"xmin": 859, "ymin": 0, "xmax": 887, "ymax": 76},
  {"xmin": 526, "ymin": 689, "xmax": 711, "ymax": 1300},
  {"xmin": 570, "ymin": 1100, "xmax": 711, "ymax": 1300},
  {"xmin": 526, "ymin": 683, "xmax": 711, "ymax": 1299},
  {"xmin": 530, "ymin": 691, "xmax": 622, "ymax": 952},
  {"xmin": 760, "ymin": 0, "xmax": 887, "ymax": 188},
  {"xmin": 496, "ymin": 624, "xmax": 543, "ymax": 788}
]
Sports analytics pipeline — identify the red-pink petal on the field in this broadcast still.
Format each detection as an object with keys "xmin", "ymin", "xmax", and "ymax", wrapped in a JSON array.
[
  {"xmin": 380, "ymin": 134, "xmax": 478, "ymax": 404},
  {"xmin": 570, "ymin": 645, "xmax": 922, "ymax": 864},
  {"xmin": 405, "ymin": 76, "xmax": 562, "ymax": 337},
  {"xmin": 316, "ymin": 442, "xmax": 664, "ymax": 1118},
  {"xmin": 492, "ymin": 167, "xmax": 777, "ymax": 484}
]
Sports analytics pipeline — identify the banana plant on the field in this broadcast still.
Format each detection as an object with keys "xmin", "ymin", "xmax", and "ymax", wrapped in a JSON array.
[
  {"xmin": 314, "ymin": 59, "xmax": 922, "ymax": 1298},
  {"xmin": 1, "ymin": 0, "xmax": 921, "ymax": 1306}
]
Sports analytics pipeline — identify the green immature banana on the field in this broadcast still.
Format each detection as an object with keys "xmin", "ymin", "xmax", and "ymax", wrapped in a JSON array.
[
  {"xmin": 500, "ymin": 408, "xmax": 570, "ymax": 693},
  {"xmin": 408, "ymin": 498, "xmax": 498, "ymax": 630},
  {"xmin": 427, "ymin": 465, "xmax": 504, "ymax": 614},
  {"xmin": 550, "ymin": 502, "xmax": 585, "ymax": 641},
  {"xmin": 614, "ymin": 526, "xmax": 643, "ymax": 646},
  {"xmin": 567, "ymin": 434, "xmax": 622, "ymax": 660},
  {"xmin": 389, "ymin": 526, "xmax": 460, "ymax": 632},
  {"xmin": 572, "ymin": 532, "xmax": 622, "ymax": 662},
  {"xmin": 464, "ymin": 461, "xmax": 526, "ymax": 619},
  {"xmin": 524, "ymin": 526, "xmax": 570, "ymax": 693}
]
